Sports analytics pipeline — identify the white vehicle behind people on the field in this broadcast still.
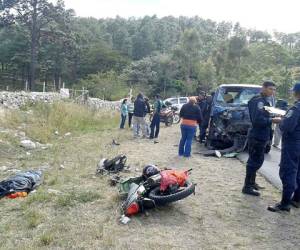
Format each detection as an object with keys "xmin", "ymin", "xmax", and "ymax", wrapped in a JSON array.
[{"xmin": 163, "ymin": 97, "xmax": 189, "ymax": 110}]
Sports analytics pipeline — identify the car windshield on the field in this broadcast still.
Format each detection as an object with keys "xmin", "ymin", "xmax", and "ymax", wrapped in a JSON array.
[{"xmin": 215, "ymin": 86, "xmax": 261, "ymax": 106}]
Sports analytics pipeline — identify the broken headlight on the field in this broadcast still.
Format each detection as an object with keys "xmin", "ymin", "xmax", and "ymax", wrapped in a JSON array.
[{"xmin": 221, "ymin": 110, "xmax": 232, "ymax": 119}]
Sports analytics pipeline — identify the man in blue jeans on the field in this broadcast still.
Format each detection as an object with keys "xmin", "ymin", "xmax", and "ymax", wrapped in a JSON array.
[
  {"xmin": 150, "ymin": 95, "xmax": 163, "ymax": 140},
  {"xmin": 132, "ymin": 93, "xmax": 148, "ymax": 137},
  {"xmin": 179, "ymin": 97, "xmax": 202, "ymax": 157}
]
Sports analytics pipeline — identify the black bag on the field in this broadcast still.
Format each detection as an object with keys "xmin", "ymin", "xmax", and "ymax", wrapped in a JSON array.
[
  {"xmin": 96, "ymin": 155, "xmax": 127, "ymax": 174},
  {"xmin": 0, "ymin": 170, "xmax": 43, "ymax": 198}
]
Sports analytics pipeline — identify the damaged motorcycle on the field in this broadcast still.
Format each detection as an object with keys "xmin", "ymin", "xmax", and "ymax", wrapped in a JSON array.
[
  {"xmin": 119, "ymin": 165, "xmax": 196, "ymax": 216},
  {"xmin": 149, "ymin": 101, "xmax": 180, "ymax": 126}
]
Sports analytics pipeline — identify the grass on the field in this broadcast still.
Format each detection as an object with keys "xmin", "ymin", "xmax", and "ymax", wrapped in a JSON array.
[
  {"xmin": 46, "ymin": 175, "xmax": 59, "ymax": 186},
  {"xmin": 56, "ymin": 194, "xmax": 74, "ymax": 207},
  {"xmin": 1, "ymin": 101, "xmax": 119, "ymax": 143},
  {"xmin": 0, "ymin": 131, "xmax": 19, "ymax": 144},
  {"xmin": 39, "ymin": 232, "xmax": 54, "ymax": 246},
  {"xmin": 25, "ymin": 210, "xmax": 44, "ymax": 229},
  {"xmin": 75, "ymin": 190, "xmax": 103, "ymax": 203},
  {"xmin": 23, "ymin": 190, "xmax": 52, "ymax": 206},
  {"xmin": 55, "ymin": 190, "xmax": 103, "ymax": 208},
  {"xmin": 0, "ymin": 102, "xmax": 123, "ymax": 249}
]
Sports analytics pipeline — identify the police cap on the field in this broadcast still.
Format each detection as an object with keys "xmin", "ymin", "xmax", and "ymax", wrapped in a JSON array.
[{"xmin": 263, "ymin": 80, "xmax": 276, "ymax": 88}]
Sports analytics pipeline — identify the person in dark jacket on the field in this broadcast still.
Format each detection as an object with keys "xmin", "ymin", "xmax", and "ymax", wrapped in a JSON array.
[
  {"xmin": 197, "ymin": 91, "xmax": 210, "ymax": 143},
  {"xmin": 132, "ymin": 93, "xmax": 148, "ymax": 138},
  {"xmin": 179, "ymin": 97, "xmax": 202, "ymax": 157},
  {"xmin": 242, "ymin": 81, "xmax": 281, "ymax": 196},
  {"xmin": 268, "ymin": 83, "xmax": 300, "ymax": 212},
  {"xmin": 150, "ymin": 94, "xmax": 163, "ymax": 139}
]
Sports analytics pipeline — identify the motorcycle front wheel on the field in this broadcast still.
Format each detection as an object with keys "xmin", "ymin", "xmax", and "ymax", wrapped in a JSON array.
[
  {"xmin": 173, "ymin": 114, "xmax": 180, "ymax": 124},
  {"xmin": 148, "ymin": 181, "xmax": 195, "ymax": 205}
]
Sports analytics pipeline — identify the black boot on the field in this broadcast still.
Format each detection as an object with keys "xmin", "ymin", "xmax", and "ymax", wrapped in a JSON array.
[
  {"xmin": 291, "ymin": 189, "xmax": 300, "ymax": 208},
  {"xmin": 291, "ymin": 200, "xmax": 300, "ymax": 208},
  {"xmin": 268, "ymin": 194, "xmax": 292, "ymax": 212},
  {"xmin": 250, "ymin": 173, "xmax": 265, "ymax": 190},
  {"xmin": 242, "ymin": 186, "xmax": 260, "ymax": 196},
  {"xmin": 242, "ymin": 172, "xmax": 260, "ymax": 196},
  {"xmin": 253, "ymin": 183, "xmax": 265, "ymax": 190},
  {"xmin": 291, "ymin": 195, "xmax": 300, "ymax": 208},
  {"xmin": 267, "ymin": 203, "xmax": 291, "ymax": 212}
]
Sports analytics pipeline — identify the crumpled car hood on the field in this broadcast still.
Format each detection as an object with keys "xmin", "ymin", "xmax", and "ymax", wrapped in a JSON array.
[{"xmin": 212, "ymin": 105, "xmax": 247, "ymax": 116}]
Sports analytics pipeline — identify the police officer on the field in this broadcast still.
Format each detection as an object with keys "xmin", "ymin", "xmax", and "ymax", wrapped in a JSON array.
[
  {"xmin": 268, "ymin": 83, "xmax": 300, "ymax": 212},
  {"xmin": 197, "ymin": 91, "xmax": 208, "ymax": 143},
  {"xmin": 242, "ymin": 81, "xmax": 280, "ymax": 196}
]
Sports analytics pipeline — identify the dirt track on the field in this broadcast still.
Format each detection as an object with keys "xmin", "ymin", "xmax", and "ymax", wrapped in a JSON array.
[{"xmin": 106, "ymin": 124, "xmax": 300, "ymax": 250}]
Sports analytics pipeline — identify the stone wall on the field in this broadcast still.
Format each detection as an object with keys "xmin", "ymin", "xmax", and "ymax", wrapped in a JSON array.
[
  {"xmin": 0, "ymin": 91, "xmax": 64, "ymax": 109},
  {"xmin": 0, "ymin": 91, "xmax": 121, "ymax": 110},
  {"xmin": 87, "ymin": 97, "xmax": 121, "ymax": 111}
]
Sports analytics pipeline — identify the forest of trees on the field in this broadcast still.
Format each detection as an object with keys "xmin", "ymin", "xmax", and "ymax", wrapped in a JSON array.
[{"xmin": 1, "ymin": 0, "xmax": 300, "ymax": 99}]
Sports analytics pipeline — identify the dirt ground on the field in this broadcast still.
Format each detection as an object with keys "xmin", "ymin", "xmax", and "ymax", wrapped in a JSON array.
[
  {"xmin": 1, "ymin": 122, "xmax": 300, "ymax": 249},
  {"xmin": 0, "ymin": 107, "xmax": 4, "ymax": 118}
]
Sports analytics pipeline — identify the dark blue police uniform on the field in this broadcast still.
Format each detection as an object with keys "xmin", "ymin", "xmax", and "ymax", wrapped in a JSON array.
[
  {"xmin": 243, "ymin": 94, "xmax": 273, "ymax": 195},
  {"xmin": 247, "ymin": 94, "xmax": 272, "ymax": 172},
  {"xmin": 279, "ymin": 101, "xmax": 300, "ymax": 205},
  {"xmin": 198, "ymin": 99, "xmax": 208, "ymax": 142}
]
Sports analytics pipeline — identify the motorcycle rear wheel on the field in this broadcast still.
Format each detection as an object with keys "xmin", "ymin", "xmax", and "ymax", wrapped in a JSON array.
[
  {"xmin": 148, "ymin": 181, "xmax": 195, "ymax": 205},
  {"xmin": 165, "ymin": 116, "xmax": 173, "ymax": 126}
]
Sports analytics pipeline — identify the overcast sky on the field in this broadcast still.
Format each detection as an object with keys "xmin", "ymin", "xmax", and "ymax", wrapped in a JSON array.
[{"xmin": 64, "ymin": 0, "xmax": 300, "ymax": 33}]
